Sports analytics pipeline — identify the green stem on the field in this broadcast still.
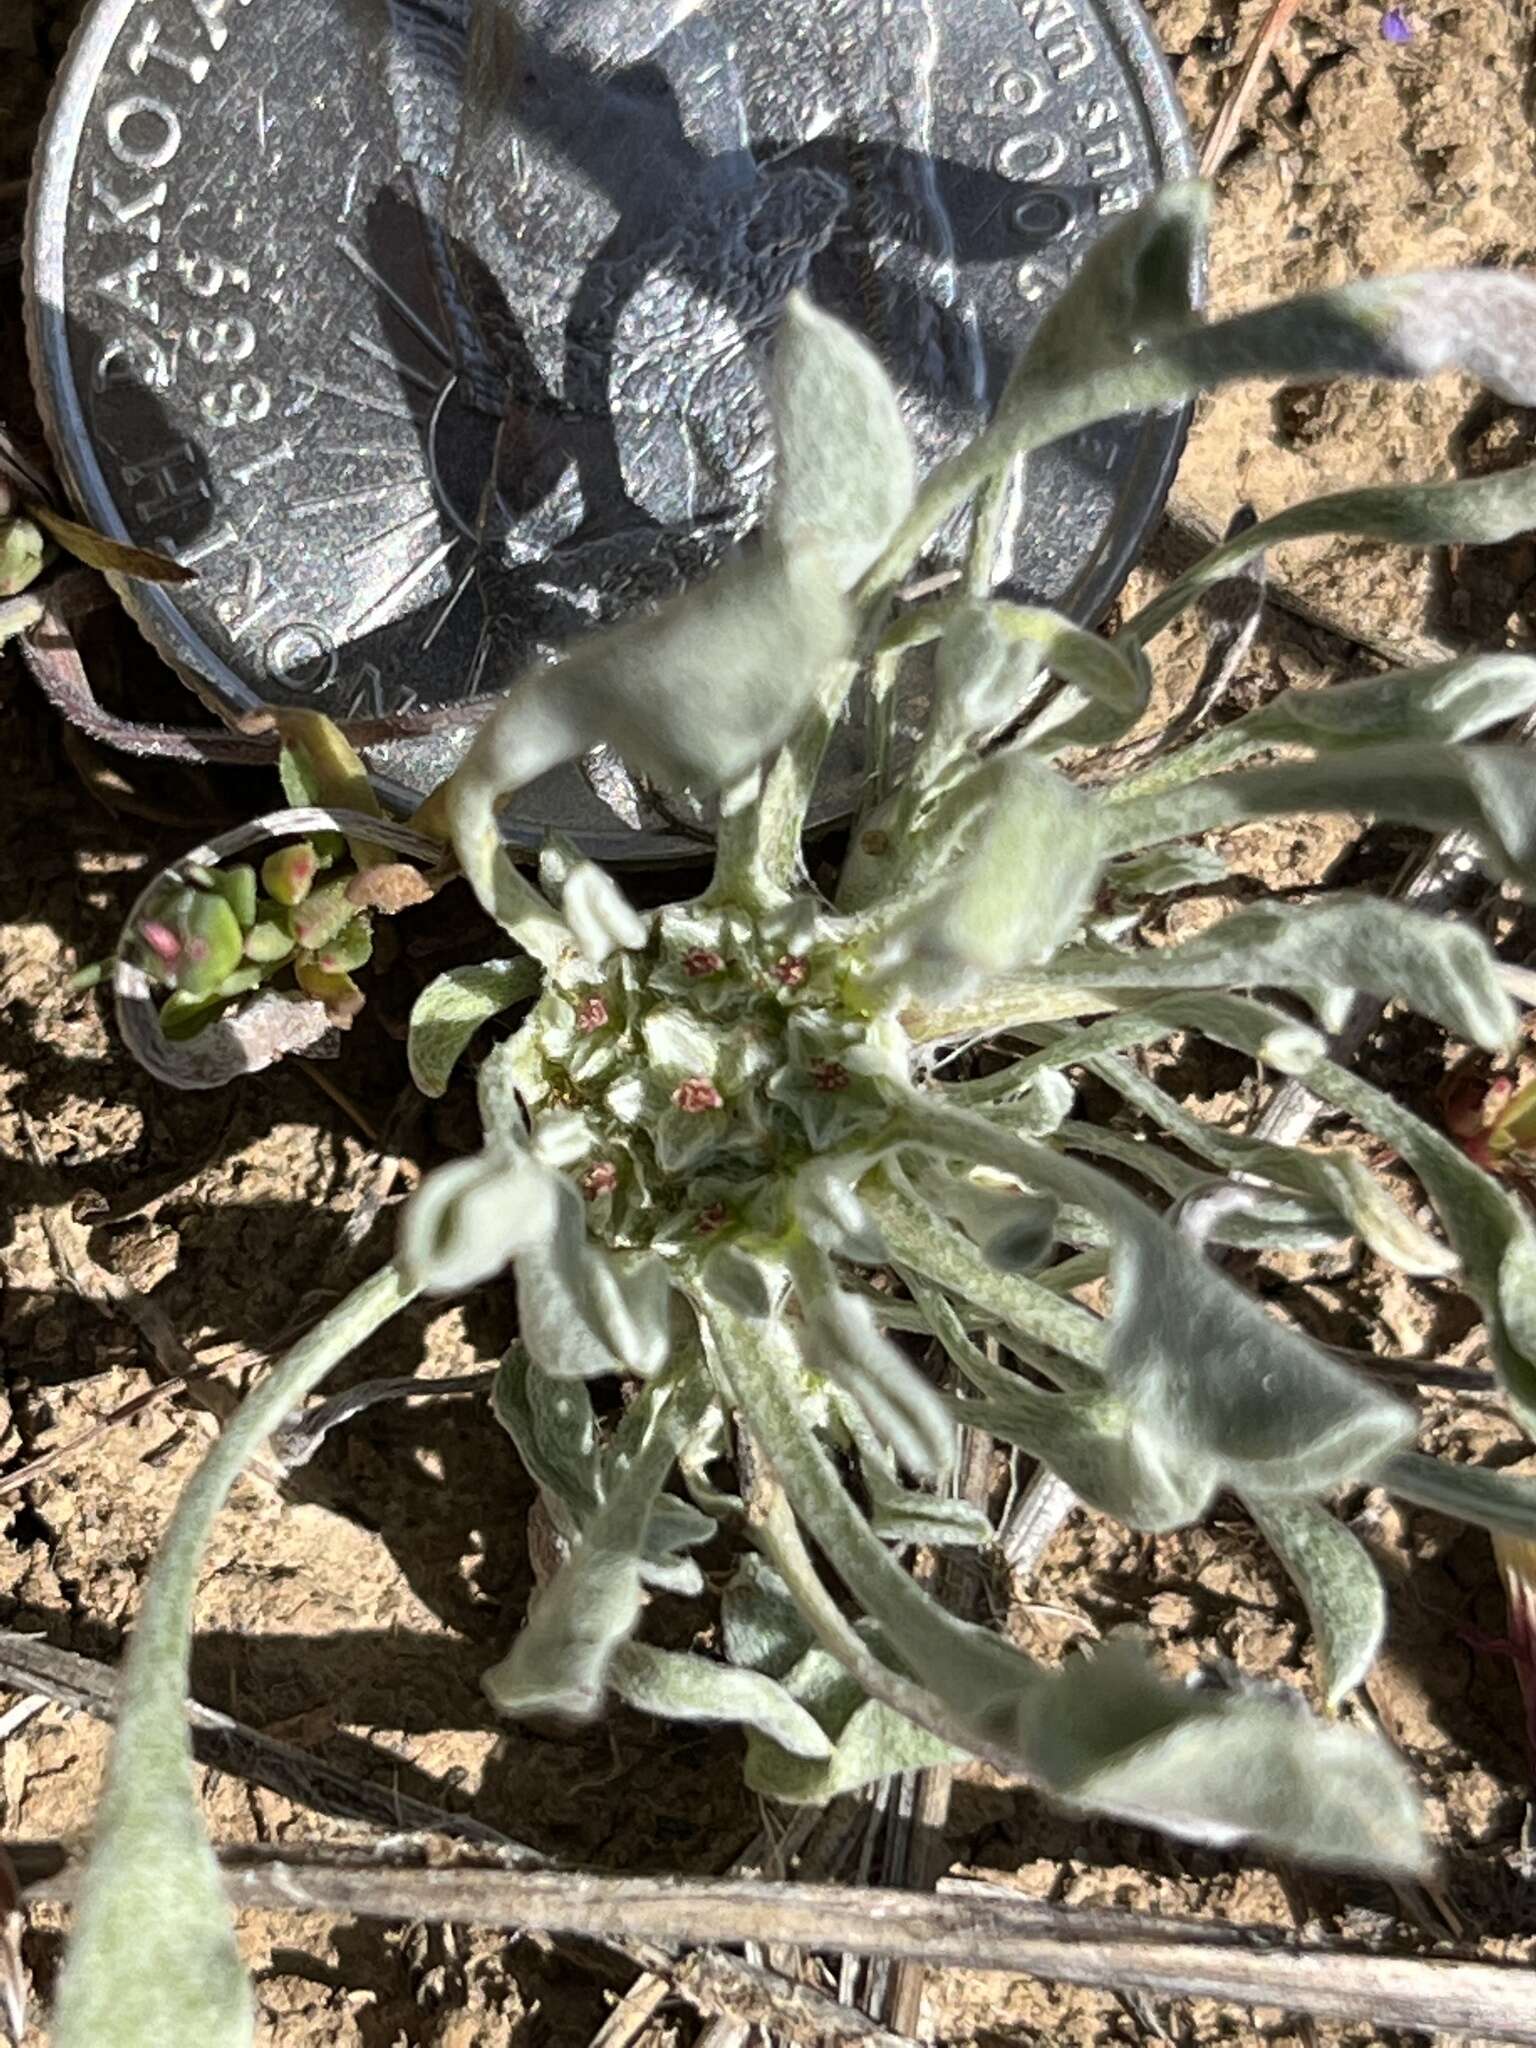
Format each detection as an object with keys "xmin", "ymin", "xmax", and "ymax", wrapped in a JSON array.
[
  {"xmin": 128, "ymin": 1263, "xmax": 413, "ymax": 1706},
  {"xmin": 861, "ymin": 1176, "xmax": 1104, "ymax": 1376},
  {"xmin": 858, "ymin": 642, "xmax": 905, "ymax": 828},
  {"xmin": 901, "ymin": 1269, "xmax": 1077, "ymax": 1403},
  {"xmin": 1101, "ymin": 718, "xmax": 1283, "ymax": 804},
  {"xmin": 55, "ymin": 1262, "xmax": 416, "ymax": 2048},
  {"xmin": 709, "ymin": 658, "xmax": 859, "ymax": 908},
  {"xmin": 852, "ymin": 353, "xmax": 1179, "ymax": 612},
  {"xmin": 938, "ymin": 1011, "xmax": 1184, "ymax": 1103},
  {"xmin": 707, "ymin": 1303, "xmax": 1029, "ymax": 1774},
  {"xmin": 744, "ymin": 1465, "xmax": 975, "ymax": 1759},
  {"xmin": 964, "ymin": 458, "xmax": 1021, "ymax": 599},
  {"xmin": 901, "ymin": 983, "xmax": 1117, "ymax": 1043}
]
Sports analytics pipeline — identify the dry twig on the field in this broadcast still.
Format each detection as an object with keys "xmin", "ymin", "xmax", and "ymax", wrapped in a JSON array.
[
  {"xmin": 0, "ymin": 1630, "xmax": 526, "ymax": 1855},
  {"xmin": 0, "ymin": 1366, "xmax": 235, "ymax": 1499},
  {"xmin": 1199, "ymin": 0, "xmax": 1307, "ymax": 178},
  {"xmin": 0, "ymin": 1635, "xmax": 920, "ymax": 2048},
  {"xmin": 12, "ymin": 1843, "xmax": 1536, "ymax": 2044}
]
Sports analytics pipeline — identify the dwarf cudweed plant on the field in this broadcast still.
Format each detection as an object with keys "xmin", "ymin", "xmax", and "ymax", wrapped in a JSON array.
[{"xmin": 53, "ymin": 182, "xmax": 1536, "ymax": 2047}]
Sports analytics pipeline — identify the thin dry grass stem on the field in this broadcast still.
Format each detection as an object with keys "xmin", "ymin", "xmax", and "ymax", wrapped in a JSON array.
[
  {"xmin": 0, "ymin": 1630, "xmax": 530, "ymax": 1857},
  {"xmin": 862, "ymin": 1418, "xmax": 997, "ymax": 2036},
  {"xmin": 1199, "ymin": 0, "xmax": 1307, "ymax": 178},
  {"xmin": 13, "ymin": 1842, "xmax": 1536, "ymax": 2044},
  {"xmin": 297, "ymin": 1060, "xmax": 384, "ymax": 1144},
  {"xmin": 18, "ymin": 1112, "xmax": 284, "ymax": 1489},
  {"xmin": 0, "ymin": 1364, "xmax": 238, "ymax": 1499}
]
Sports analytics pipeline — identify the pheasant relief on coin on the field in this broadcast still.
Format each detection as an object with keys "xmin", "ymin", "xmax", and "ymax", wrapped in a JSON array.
[{"xmin": 26, "ymin": 0, "xmax": 1192, "ymax": 855}]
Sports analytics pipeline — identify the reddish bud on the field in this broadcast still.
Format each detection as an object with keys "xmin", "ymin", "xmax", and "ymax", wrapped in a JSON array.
[
  {"xmin": 581, "ymin": 1160, "xmax": 619, "ymax": 1200},
  {"xmin": 261, "ymin": 842, "xmax": 318, "ymax": 908},
  {"xmin": 772, "ymin": 954, "xmax": 808, "ymax": 988},
  {"xmin": 682, "ymin": 947, "xmax": 724, "ymax": 978},
  {"xmin": 1485, "ymin": 1075, "xmax": 1517, "ymax": 1120},
  {"xmin": 673, "ymin": 1075, "xmax": 723, "ymax": 1114},
  {"xmin": 809, "ymin": 1058, "xmax": 849, "ymax": 1092},
  {"xmin": 576, "ymin": 995, "xmax": 609, "ymax": 1034},
  {"xmin": 694, "ymin": 1203, "xmax": 728, "ymax": 1236},
  {"xmin": 1441, "ymin": 1070, "xmax": 1503, "ymax": 1141},
  {"xmin": 139, "ymin": 919, "xmax": 182, "ymax": 965}
]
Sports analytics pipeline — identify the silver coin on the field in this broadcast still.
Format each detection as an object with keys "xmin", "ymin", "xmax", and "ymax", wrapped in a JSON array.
[{"xmin": 26, "ymin": 0, "xmax": 1192, "ymax": 860}]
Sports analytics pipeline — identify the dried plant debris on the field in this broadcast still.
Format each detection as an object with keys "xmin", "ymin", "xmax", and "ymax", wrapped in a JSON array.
[{"xmin": 46, "ymin": 179, "xmax": 1536, "ymax": 2048}]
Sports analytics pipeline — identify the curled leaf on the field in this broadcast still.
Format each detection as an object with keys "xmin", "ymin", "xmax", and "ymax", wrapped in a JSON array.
[
  {"xmin": 482, "ymin": 1370, "xmax": 713, "ymax": 1719},
  {"xmin": 722, "ymin": 1554, "xmax": 813, "ymax": 1678},
  {"xmin": 398, "ymin": 1145, "xmax": 558, "ymax": 1294},
  {"xmin": 743, "ymin": 1643, "xmax": 962, "ymax": 1803},
  {"xmin": 447, "ymin": 543, "xmax": 850, "ymax": 944},
  {"xmin": 408, "ymin": 958, "xmax": 542, "ymax": 1097},
  {"xmin": 1007, "ymin": 608, "xmax": 1151, "ymax": 753},
  {"xmin": 492, "ymin": 1344, "xmax": 601, "ymax": 1528},
  {"xmin": 920, "ymin": 1167, "xmax": 1061, "ymax": 1275},
  {"xmin": 563, "ymin": 861, "xmax": 648, "ymax": 963},
  {"xmin": 611, "ymin": 1642, "xmax": 833, "ymax": 1760},
  {"xmin": 1246, "ymin": 1495, "xmax": 1387, "ymax": 1707},
  {"xmin": 1044, "ymin": 896, "xmax": 1517, "ymax": 1056},
  {"xmin": 1014, "ymin": 179, "xmax": 1209, "ymax": 393},
  {"xmin": 865, "ymin": 1174, "xmax": 1107, "ymax": 1380},
  {"xmin": 1052, "ymin": 1035, "xmax": 1454, "ymax": 1278},
  {"xmin": 516, "ymin": 1180, "xmax": 674, "ymax": 1379}
]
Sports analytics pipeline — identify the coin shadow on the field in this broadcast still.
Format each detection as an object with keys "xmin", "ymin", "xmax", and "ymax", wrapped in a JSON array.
[
  {"xmin": 343, "ymin": 5, "xmax": 1134, "ymax": 669},
  {"xmin": 57, "ymin": 303, "xmax": 219, "ymax": 560}
]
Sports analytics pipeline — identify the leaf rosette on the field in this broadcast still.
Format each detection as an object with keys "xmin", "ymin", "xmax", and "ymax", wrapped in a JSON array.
[{"xmin": 61, "ymin": 180, "xmax": 1536, "ymax": 2047}]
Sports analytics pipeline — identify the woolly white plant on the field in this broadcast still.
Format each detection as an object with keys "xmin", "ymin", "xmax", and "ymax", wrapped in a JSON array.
[{"xmin": 56, "ymin": 183, "xmax": 1536, "ymax": 2048}]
